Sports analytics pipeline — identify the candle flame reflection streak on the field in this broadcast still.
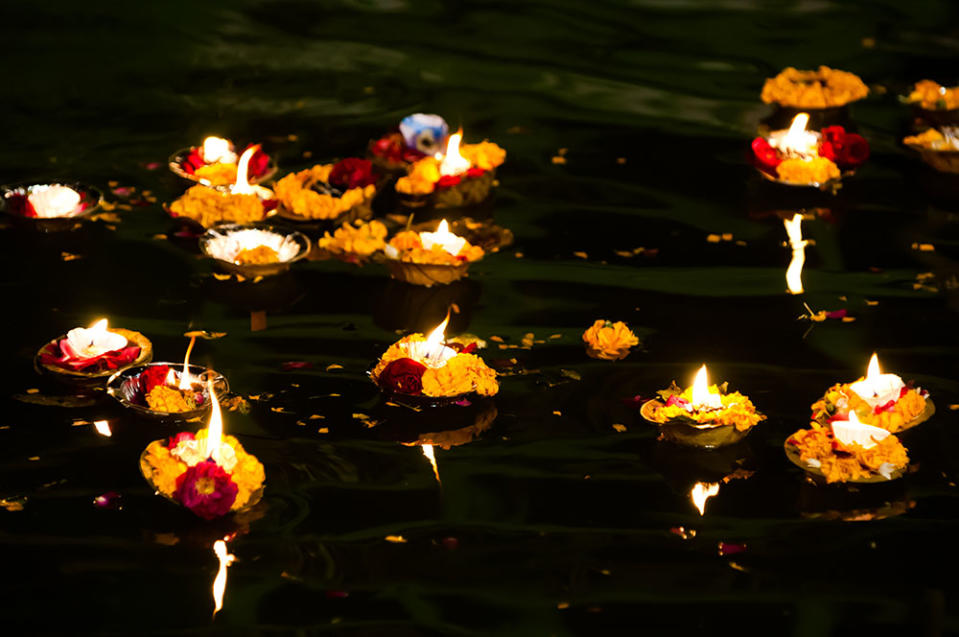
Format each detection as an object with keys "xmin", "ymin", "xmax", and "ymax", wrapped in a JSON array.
[
  {"xmin": 232, "ymin": 146, "xmax": 258, "ymax": 195},
  {"xmin": 422, "ymin": 444, "xmax": 440, "ymax": 484},
  {"xmin": 212, "ymin": 539, "xmax": 235, "ymax": 617},
  {"xmin": 691, "ymin": 482, "xmax": 720, "ymax": 516},
  {"xmin": 205, "ymin": 379, "xmax": 223, "ymax": 461},
  {"xmin": 93, "ymin": 420, "xmax": 112, "ymax": 437},
  {"xmin": 439, "ymin": 131, "xmax": 470, "ymax": 176},
  {"xmin": 691, "ymin": 365, "xmax": 722, "ymax": 410},
  {"xmin": 179, "ymin": 336, "xmax": 196, "ymax": 391},
  {"xmin": 784, "ymin": 213, "xmax": 807, "ymax": 295}
]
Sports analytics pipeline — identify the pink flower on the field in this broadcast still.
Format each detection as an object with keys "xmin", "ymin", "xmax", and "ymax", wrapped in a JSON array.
[{"xmin": 174, "ymin": 460, "xmax": 238, "ymax": 520}]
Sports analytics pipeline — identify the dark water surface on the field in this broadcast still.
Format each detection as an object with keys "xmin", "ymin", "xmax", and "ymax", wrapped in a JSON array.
[{"xmin": 2, "ymin": 1, "xmax": 959, "ymax": 635}]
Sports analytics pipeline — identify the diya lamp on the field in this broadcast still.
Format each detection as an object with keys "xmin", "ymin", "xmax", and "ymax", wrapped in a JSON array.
[
  {"xmin": 169, "ymin": 135, "xmax": 275, "ymax": 188},
  {"xmin": 1, "ymin": 182, "xmax": 103, "ymax": 230},
  {"xmin": 811, "ymin": 353, "xmax": 934, "ymax": 433},
  {"xmin": 35, "ymin": 318, "xmax": 152, "ymax": 385},
  {"xmin": 903, "ymin": 126, "xmax": 959, "ymax": 174},
  {"xmin": 394, "ymin": 129, "xmax": 505, "ymax": 209},
  {"xmin": 368, "ymin": 113, "xmax": 450, "ymax": 175},
  {"xmin": 168, "ymin": 147, "xmax": 277, "ymax": 229},
  {"xmin": 752, "ymin": 113, "xmax": 869, "ymax": 191},
  {"xmin": 199, "ymin": 223, "xmax": 310, "ymax": 277},
  {"xmin": 903, "ymin": 80, "xmax": 959, "ymax": 127},
  {"xmin": 383, "ymin": 219, "xmax": 485, "ymax": 287},
  {"xmin": 139, "ymin": 379, "xmax": 265, "ymax": 520},
  {"xmin": 370, "ymin": 312, "xmax": 499, "ymax": 406},
  {"xmin": 273, "ymin": 157, "xmax": 378, "ymax": 225},
  {"xmin": 785, "ymin": 411, "xmax": 910, "ymax": 484},
  {"xmin": 107, "ymin": 336, "xmax": 229, "ymax": 422},
  {"xmin": 641, "ymin": 364, "xmax": 765, "ymax": 448}
]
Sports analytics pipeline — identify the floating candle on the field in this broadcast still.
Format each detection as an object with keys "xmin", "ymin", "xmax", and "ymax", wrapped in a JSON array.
[
  {"xmin": 66, "ymin": 319, "xmax": 128, "ymax": 358},
  {"xmin": 831, "ymin": 410, "xmax": 890, "ymax": 449},
  {"xmin": 419, "ymin": 219, "xmax": 467, "ymax": 256},
  {"xmin": 848, "ymin": 353, "xmax": 905, "ymax": 410},
  {"xmin": 406, "ymin": 313, "xmax": 458, "ymax": 368},
  {"xmin": 768, "ymin": 113, "xmax": 818, "ymax": 158},
  {"xmin": 690, "ymin": 365, "xmax": 723, "ymax": 410},
  {"xmin": 28, "ymin": 184, "xmax": 82, "ymax": 218},
  {"xmin": 439, "ymin": 131, "xmax": 471, "ymax": 176},
  {"xmin": 202, "ymin": 136, "xmax": 237, "ymax": 164}
]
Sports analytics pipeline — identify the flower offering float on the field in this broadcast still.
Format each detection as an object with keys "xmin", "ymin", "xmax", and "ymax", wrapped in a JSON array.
[
  {"xmin": 811, "ymin": 353, "xmax": 934, "ymax": 433},
  {"xmin": 169, "ymin": 136, "xmax": 275, "ymax": 187},
  {"xmin": 36, "ymin": 318, "xmax": 152, "ymax": 383},
  {"xmin": 1, "ymin": 182, "xmax": 102, "ymax": 229},
  {"xmin": 903, "ymin": 127, "xmax": 959, "ymax": 173},
  {"xmin": 316, "ymin": 219, "xmax": 388, "ymax": 264},
  {"xmin": 140, "ymin": 380, "xmax": 265, "ymax": 519},
  {"xmin": 199, "ymin": 223, "xmax": 310, "ymax": 277},
  {"xmin": 370, "ymin": 313, "xmax": 498, "ymax": 404},
  {"xmin": 383, "ymin": 219, "xmax": 485, "ymax": 287},
  {"xmin": 752, "ymin": 113, "xmax": 869, "ymax": 190},
  {"xmin": 641, "ymin": 365, "xmax": 765, "ymax": 448},
  {"xmin": 903, "ymin": 80, "xmax": 959, "ymax": 126},
  {"xmin": 582, "ymin": 320, "xmax": 640, "ymax": 361},
  {"xmin": 274, "ymin": 158, "xmax": 378, "ymax": 224},
  {"xmin": 761, "ymin": 66, "xmax": 869, "ymax": 110},
  {"xmin": 369, "ymin": 113, "xmax": 450, "ymax": 174},
  {"xmin": 785, "ymin": 411, "xmax": 909, "ymax": 484},
  {"xmin": 168, "ymin": 146, "xmax": 277, "ymax": 228},
  {"xmin": 107, "ymin": 336, "xmax": 229, "ymax": 421},
  {"xmin": 395, "ymin": 129, "xmax": 505, "ymax": 209}
]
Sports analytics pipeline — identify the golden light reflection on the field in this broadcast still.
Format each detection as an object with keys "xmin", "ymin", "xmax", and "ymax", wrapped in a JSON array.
[
  {"xmin": 690, "ymin": 482, "xmax": 720, "ymax": 516},
  {"xmin": 232, "ymin": 145, "xmax": 259, "ymax": 195},
  {"xmin": 691, "ymin": 365, "xmax": 722, "ymax": 410},
  {"xmin": 202, "ymin": 136, "xmax": 232, "ymax": 164},
  {"xmin": 422, "ymin": 444, "xmax": 440, "ymax": 484},
  {"xmin": 439, "ymin": 130, "xmax": 470, "ymax": 176},
  {"xmin": 93, "ymin": 420, "xmax": 112, "ymax": 437},
  {"xmin": 784, "ymin": 213, "xmax": 807, "ymax": 295},
  {"xmin": 212, "ymin": 539, "xmax": 235, "ymax": 617},
  {"xmin": 178, "ymin": 336, "xmax": 197, "ymax": 390},
  {"xmin": 205, "ymin": 379, "xmax": 223, "ymax": 460},
  {"xmin": 89, "ymin": 318, "xmax": 109, "ymax": 335}
]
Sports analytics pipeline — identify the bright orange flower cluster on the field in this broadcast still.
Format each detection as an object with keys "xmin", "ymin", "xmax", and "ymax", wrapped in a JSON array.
[
  {"xmin": 786, "ymin": 423, "xmax": 909, "ymax": 483},
  {"xmin": 653, "ymin": 386, "xmax": 765, "ymax": 432},
  {"xmin": 582, "ymin": 320, "xmax": 639, "ymax": 360},
  {"xmin": 776, "ymin": 157, "xmax": 841, "ymax": 184},
  {"xmin": 761, "ymin": 66, "xmax": 869, "ymax": 108},
  {"xmin": 907, "ymin": 80, "xmax": 959, "ymax": 111},
  {"xmin": 318, "ymin": 219, "xmax": 387, "ymax": 257},
  {"xmin": 395, "ymin": 141, "xmax": 506, "ymax": 195},
  {"xmin": 235, "ymin": 245, "xmax": 280, "ymax": 265},
  {"xmin": 811, "ymin": 382, "xmax": 927, "ymax": 432},
  {"xmin": 387, "ymin": 230, "xmax": 484, "ymax": 265},
  {"xmin": 372, "ymin": 334, "xmax": 499, "ymax": 398},
  {"xmin": 274, "ymin": 164, "xmax": 375, "ymax": 220},
  {"xmin": 169, "ymin": 185, "xmax": 267, "ymax": 228},
  {"xmin": 145, "ymin": 385, "xmax": 195, "ymax": 413},
  {"xmin": 194, "ymin": 162, "xmax": 238, "ymax": 186}
]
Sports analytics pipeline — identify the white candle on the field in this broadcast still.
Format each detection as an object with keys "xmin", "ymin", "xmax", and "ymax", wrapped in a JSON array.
[
  {"xmin": 419, "ymin": 219, "xmax": 467, "ymax": 256},
  {"xmin": 65, "ymin": 319, "xmax": 126, "ymax": 358},
  {"xmin": 28, "ymin": 184, "xmax": 81, "ymax": 218},
  {"xmin": 831, "ymin": 410, "xmax": 890, "ymax": 449},
  {"xmin": 848, "ymin": 353, "xmax": 905, "ymax": 409},
  {"xmin": 201, "ymin": 136, "xmax": 237, "ymax": 164}
]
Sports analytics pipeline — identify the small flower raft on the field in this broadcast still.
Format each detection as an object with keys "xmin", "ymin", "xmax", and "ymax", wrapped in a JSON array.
[
  {"xmin": 140, "ymin": 428, "xmax": 265, "ymax": 520},
  {"xmin": 384, "ymin": 219, "xmax": 484, "ymax": 287},
  {"xmin": 2, "ymin": 183, "xmax": 101, "ymax": 220},
  {"xmin": 199, "ymin": 224, "xmax": 310, "ymax": 277},
  {"xmin": 641, "ymin": 366, "xmax": 765, "ymax": 448},
  {"xmin": 170, "ymin": 136, "xmax": 274, "ymax": 187},
  {"xmin": 761, "ymin": 66, "xmax": 869, "ymax": 109},
  {"xmin": 371, "ymin": 324, "xmax": 498, "ymax": 403},
  {"xmin": 785, "ymin": 416, "xmax": 909, "ymax": 484},
  {"xmin": 752, "ymin": 114, "xmax": 869, "ymax": 188},
  {"xmin": 582, "ymin": 320, "xmax": 639, "ymax": 361},
  {"xmin": 274, "ymin": 158, "xmax": 378, "ymax": 223},
  {"xmin": 903, "ymin": 127, "xmax": 959, "ymax": 173},
  {"xmin": 107, "ymin": 362, "xmax": 229, "ymax": 421},
  {"xmin": 905, "ymin": 80, "xmax": 959, "ymax": 112},
  {"xmin": 36, "ymin": 320, "xmax": 152, "ymax": 381}
]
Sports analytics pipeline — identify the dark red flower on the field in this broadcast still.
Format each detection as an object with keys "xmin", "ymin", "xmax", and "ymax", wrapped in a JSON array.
[
  {"xmin": 174, "ymin": 460, "xmax": 238, "ymax": 520},
  {"xmin": 139, "ymin": 364, "xmax": 171, "ymax": 395},
  {"xmin": 38, "ymin": 339, "xmax": 140, "ymax": 372},
  {"xmin": 448, "ymin": 342, "xmax": 477, "ymax": 354},
  {"xmin": 817, "ymin": 127, "xmax": 869, "ymax": 169},
  {"xmin": 168, "ymin": 431, "xmax": 196, "ymax": 449},
  {"xmin": 436, "ymin": 174, "xmax": 462, "ymax": 189},
  {"xmin": 182, "ymin": 148, "xmax": 205, "ymax": 175},
  {"xmin": 466, "ymin": 167, "xmax": 486, "ymax": 178},
  {"xmin": 3, "ymin": 193, "xmax": 38, "ymax": 218},
  {"xmin": 824, "ymin": 309, "xmax": 847, "ymax": 319},
  {"xmin": 329, "ymin": 158, "xmax": 378, "ymax": 190},
  {"xmin": 378, "ymin": 358, "xmax": 427, "ymax": 395},
  {"xmin": 751, "ymin": 137, "xmax": 782, "ymax": 170},
  {"xmin": 370, "ymin": 132, "xmax": 426, "ymax": 164}
]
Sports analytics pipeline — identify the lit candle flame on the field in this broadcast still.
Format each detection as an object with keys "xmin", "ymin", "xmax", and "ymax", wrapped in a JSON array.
[
  {"xmin": 179, "ymin": 336, "xmax": 196, "ymax": 391},
  {"xmin": 848, "ymin": 352, "xmax": 906, "ymax": 409},
  {"xmin": 866, "ymin": 352, "xmax": 881, "ymax": 380},
  {"xmin": 93, "ymin": 420, "xmax": 112, "ymax": 437},
  {"xmin": 691, "ymin": 364, "xmax": 722, "ymax": 410},
  {"xmin": 690, "ymin": 481, "xmax": 720, "ymax": 516},
  {"xmin": 202, "ymin": 136, "xmax": 233, "ymax": 164},
  {"xmin": 423, "ymin": 311, "xmax": 451, "ymax": 364},
  {"xmin": 439, "ymin": 130, "xmax": 471, "ymax": 176},
  {"xmin": 89, "ymin": 318, "xmax": 108, "ymax": 335},
  {"xmin": 164, "ymin": 368, "xmax": 178, "ymax": 386},
  {"xmin": 784, "ymin": 213, "xmax": 807, "ymax": 295},
  {"xmin": 205, "ymin": 378, "xmax": 223, "ymax": 461},
  {"xmin": 212, "ymin": 539, "xmax": 235, "ymax": 617},
  {"xmin": 422, "ymin": 444, "xmax": 440, "ymax": 484},
  {"xmin": 232, "ymin": 145, "xmax": 259, "ymax": 195},
  {"xmin": 419, "ymin": 219, "xmax": 467, "ymax": 256},
  {"xmin": 769, "ymin": 113, "xmax": 819, "ymax": 158}
]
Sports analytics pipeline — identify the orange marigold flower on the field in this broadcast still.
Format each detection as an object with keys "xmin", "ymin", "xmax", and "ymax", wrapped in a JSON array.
[
  {"xmin": 169, "ymin": 185, "xmax": 267, "ymax": 228},
  {"xmin": 387, "ymin": 230, "xmax": 485, "ymax": 265},
  {"xmin": 776, "ymin": 157, "xmax": 841, "ymax": 184},
  {"xmin": 274, "ymin": 164, "xmax": 375, "ymax": 220},
  {"xmin": 582, "ymin": 320, "xmax": 639, "ymax": 361},
  {"xmin": 318, "ymin": 219, "xmax": 388, "ymax": 257},
  {"xmin": 654, "ymin": 386, "xmax": 765, "ymax": 432},
  {"xmin": 145, "ymin": 385, "xmax": 196, "ymax": 413},
  {"xmin": 761, "ymin": 66, "xmax": 869, "ymax": 108},
  {"xmin": 907, "ymin": 80, "xmax": 959, "ymax": 111},
  {"xmin": 194, "ymin": 162, "xmax": 238, "ymax": 186},
  {"xmin": 811, "ymin": 382, "xmax": 927, "ymax": 433},
  {"xmin": 787, "ymin": 424, "xmax": 908, "ymax": 483},
  {"xmin": 235, "ymin": 245, "xmax": 279, "ymax": 265}
]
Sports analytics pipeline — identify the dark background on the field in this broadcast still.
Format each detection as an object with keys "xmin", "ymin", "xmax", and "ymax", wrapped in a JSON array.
[{"xmin": 1, "ymin": 1, "xmax": 959, "ymax": 635}]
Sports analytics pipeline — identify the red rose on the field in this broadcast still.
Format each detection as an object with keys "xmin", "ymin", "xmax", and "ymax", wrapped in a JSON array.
[
  {"xmin": 751, "ymin": 137, "xmax": 781, "ymax": 169},
  {"xmin": 182, "ymin": 148, "xmax": 205, "ymax": 175},
  {"xmin": 371, "ymin": 132, "xmax": 426, "ymax": 164},
  {"xmin": 466, "ymin": 167, "xmax": 485, "ymax": 179},
  {"xmin": 377, "ymin": 358, "xmax": 427, "ymax": 395},
  {"xmin": 330, "ymin": 158, "xmax": 378, "ymax": 190},
  {"xmin": 139, "ymin": 364, "xmax": 171, "ymax": 395},
  {"xmin": 436, "ymin": 174, "xmax": 462, "ymax": 189},
  {"xmin": 174, "ymin": 460, "xmax": 238, "ymax": 520},
  {"xmin": 241, "ymin": 144, "xmax": 271, "ymax": 177},
  {"xmin": 817, "ymin": 127, "xmax": 869, "ymax": 169},
  {"xmin": 838, "ymin": 133, "xmax": 869, "ymax": 166}
]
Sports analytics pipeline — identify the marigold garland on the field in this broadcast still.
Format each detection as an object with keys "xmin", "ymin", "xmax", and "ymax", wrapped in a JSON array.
[
  {"xmin": 169, "ymin": 185, "xmax": 268, "ymax": 228},
  {"xmin": 761, "ymin": 66, "xmax": 869, "ymax": 108},
  {"xmin": 582, "ymin": 320, "xmax": 639, "ymax": 360},
  {"xmin": 786, "ymin": 423, "xmax": 909, "ymax": 484}
]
